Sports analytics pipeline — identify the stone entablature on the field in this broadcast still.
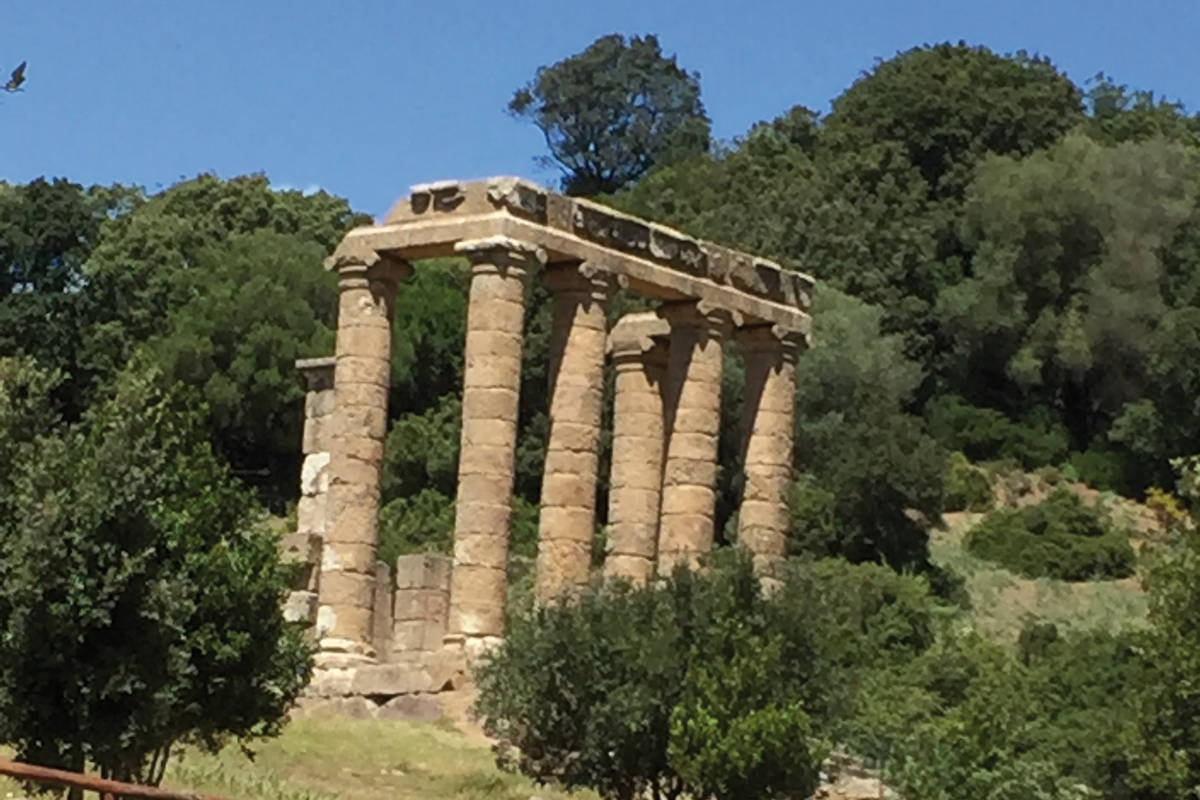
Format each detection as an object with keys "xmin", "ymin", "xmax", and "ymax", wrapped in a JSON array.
[
  {"xmin": 288, "ymin": 176, "xmax": 816, "ymax": 711},
  {"xmin": 337, "ymin": 177, "xmax": 813, "ymax": 334}
]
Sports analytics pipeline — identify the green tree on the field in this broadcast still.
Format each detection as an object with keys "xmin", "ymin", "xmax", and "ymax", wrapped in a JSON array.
[
  {"xmin": 145, "ymin": 231, "xmax": 338, "ymax": 504},
  {"xmin": 0, "ymin": 360, "xmax": 311, "ymax": 783},
  {"xmin": 475, "ymin": 552, "xmax": 825, "ymax": 800},
  {"xmin": 941, "ymin": 133, "xmax": 1197, "ymax": 466},
  {"xmin": 0, "ymin": 178, "xmax": 141, "ymax": 418},
  {"xmin": 789, "ymin": 288, "xmax": 946, "ymax": 571},
  {"xmin": 1126, "ymin": 460, "xmax": 1200, "ymax": 797},
  {"xmin": 1084, "ymin": 72, "xmax": 1200, "ymax": 147},
  {"xmin": 822, "ymin": 43, "xmax": 1084, "ymax": 202},
  {"xmin": 79, "ymin": 174, "xmax": 365, "ymax": 503},
  {"xmin": 510, "ymin": 34, "xmax": 710, "ymax": 195}
]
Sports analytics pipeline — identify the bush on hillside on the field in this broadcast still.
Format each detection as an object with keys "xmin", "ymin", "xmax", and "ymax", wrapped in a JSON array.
[
  {"xmin": 927, "ymin": 395, "xmax": 1070, "ymax": 469},
  {"xmin": 944, "ymin": 451, "xmax": 994, "ymax": 512},
  {"xmin": 474, "ymin": 551, "xmax": 823, "ymax": 800},
  {"xmin": 965, "ymin": 487, "xmax": 1135, "ymax": 580},
  {"xmin": 474, "ymin": 553, "xmax": 940, "ymax": 800}
]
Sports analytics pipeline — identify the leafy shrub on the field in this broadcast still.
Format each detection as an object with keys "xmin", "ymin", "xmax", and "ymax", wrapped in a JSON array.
[
  {"xmin": 1145, "ymin": 486, "xmax": 1189, "ymax": 529},
  {"xmin": 474, "ymin": 552, "xmax": 825, "ymax": 800},
  {"xmin": 927, "ymin": 395, "xmax": 1070, "ymax": 469},
  {"xmin": 1037, "ymin": 465, "xmax": 1062, "ymax": 486},
  {"xmin": 378, "ymin": 488, "xmax": 456, "ymax": 566},
  {"xmin": 944, "ymin": 451, "xmax": 993, "ymax": 512},
  {"xmin": 0, "ymin": 364, "xmax": 311, "ymax": 782},
  {"xmin": 1066, "ymin": 446, "xmax": 1131, "ymax": 494},
  {"xmin": 966, "ymin": 487, "xmax": 1136, "ymax": 580}
]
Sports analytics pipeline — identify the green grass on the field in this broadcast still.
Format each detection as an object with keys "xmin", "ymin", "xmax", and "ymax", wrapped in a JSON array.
[
  {"xmin": 160, "ymin": 716, "xmax": 593, "ymax": 800},
  {"xmin": 933, "ymin": 512, "xmax": 1149, "ymax": 642},
  {"xmin": 0, "ymin": 717, "xmax": 593, "ymax": 800}
]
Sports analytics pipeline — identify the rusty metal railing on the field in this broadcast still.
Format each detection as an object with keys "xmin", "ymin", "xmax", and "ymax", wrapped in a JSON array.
[{"xmin": 0, "ymin": 757, "xmax": 233, "ymax": 800}]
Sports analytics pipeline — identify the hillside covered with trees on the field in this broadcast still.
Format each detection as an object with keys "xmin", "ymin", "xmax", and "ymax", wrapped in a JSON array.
[{"xmin": 4, "ymin": 33, "xmax": 1200, "ymax": 800}]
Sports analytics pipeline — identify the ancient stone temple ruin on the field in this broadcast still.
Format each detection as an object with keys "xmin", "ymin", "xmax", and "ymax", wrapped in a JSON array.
[{"xmin": 282, "ymin": 177, "xmax": 813, "ymax": 717}]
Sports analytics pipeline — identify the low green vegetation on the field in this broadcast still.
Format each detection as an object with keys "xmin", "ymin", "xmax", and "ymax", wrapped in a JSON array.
[
  {"xmin": 929, "ymin": 517, "xmax": 1148, "ymax": 641},
  {"xmin": 966, "ymin": 486, "xmax": 1137, "ymax": 580},
  {"xmin": 943, "ymin": 451, "xmax": 994, "ymax": 512},
  {"xmin": 475, "ymin": 552, "xmax": 931, "ymax": 800}
]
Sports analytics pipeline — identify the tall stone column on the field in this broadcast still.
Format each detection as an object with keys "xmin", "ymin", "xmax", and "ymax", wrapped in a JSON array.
[
  {"xmin": 737, "ymin": 326, "xmax": 803, "ymax": 587},
  {"xmin": 447, "ymin": 236, "xmax": 544, "ymax": 653},
  {"xmin": 657, "ymin": 302, "xmax": 732, "ymax": 574},
  {"xmin": 318, "ymin": 250, "xmax": 407, "ymax": 665},
  {"xmin": 536, "ymin": 263, "xmax": 612, "ymax": 605},
  {"xmin": 604, "ymin": 312, "xmax": 670, "ymax": 585}
]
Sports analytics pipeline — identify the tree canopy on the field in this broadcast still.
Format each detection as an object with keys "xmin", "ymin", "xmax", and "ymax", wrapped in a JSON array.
[{"xmin": 509, "ymin": 34, "xmax": 711, "ymax": 195}]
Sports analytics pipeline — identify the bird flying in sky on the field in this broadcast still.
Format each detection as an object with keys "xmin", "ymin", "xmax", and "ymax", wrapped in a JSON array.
[{"xmin": 4, "ymin": 61, "xmax": 26, "ymax": 92}]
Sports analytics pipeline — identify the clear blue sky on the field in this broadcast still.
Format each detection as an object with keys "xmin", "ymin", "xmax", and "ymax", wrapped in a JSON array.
[{"xmin": 3, "ymin": 1, "xmax": 1198, "ymax": 217}]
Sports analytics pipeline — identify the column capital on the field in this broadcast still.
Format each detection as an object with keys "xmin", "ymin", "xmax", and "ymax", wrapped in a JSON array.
[
  {"xmin": 454, "ymin": 235, "xmax": 546, "ymax": 275},
  {"xmin": 325, "ymin": 239, "xmax": 413, "ymax": 282},
  {"xmin": 737, "ymin": 324, "xmax": 808, "ymax": 361},
  {"xmin": 608, "ymin": 311, "xmax": 671, "ymax": 359},
  {"xmin": 658, "ymin": 299, "xmax": 736, "ymax": 338},
  {"xmin": 545, "ymin": 261, "xmax": 623, "ymax": 300}
]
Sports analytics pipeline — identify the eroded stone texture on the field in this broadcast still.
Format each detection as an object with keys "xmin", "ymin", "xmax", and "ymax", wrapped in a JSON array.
[
  {"xmin": 657, "ymin": 302, "xmax": 732, "ymax": 574},
  {"xmin": 737, "ymin": 326, "xmax": 803, "ymax": 588},
  {"xmin": 448, "ymin": 237, "xmax": 544, "ymax": 643},
  {"xmin": 393, "ymin": 554, "xmax": 452, "ymax": 658},
  {"xmin": 372, "ymin": 561, "xmax": 394, "ymax": 660},
  {"xmin": 318, "ymin": 255, "xmax": 408, "ymax": 665},
  {"xmin": 536, "ymin": 263, "xmax": 613, "ymax": 604},
  {"xmin": 604, "ymin": 312, "xmax": 671, "ymax": 584}
]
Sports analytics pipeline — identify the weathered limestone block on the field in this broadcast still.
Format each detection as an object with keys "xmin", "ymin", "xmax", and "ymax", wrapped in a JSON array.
[
  {"xmin": 300, "ymin": 451, "xmax": 330, "ymax": 497},
  {"xmin": 536, "ymin": 263, "xmax": 613, "ymax": 604},
  {"xmin": 376, "ymin": 694, "xmax": 443, "ymax": 722},
  {"xmin": 317, "ymin": 253, "xmax": 409, "ymax": 665},
  {"xmin": 296, "ymin": 493, "xmax": 327, "ymax": 535},
  {"xmin": 604, "ymin": 312, "xmax": 671, "ymax": 584},
  {"xmin": 283, "ymin": 590, "xmax": 318, "ymax": 624},
  {"xmin": 292, "ymin": 695, "xmax": 377, "ymax": 720},
  {"xmin": 448, "ymin": 237, "xmax": 543, "ymax": 643},
  {"xmin": 392, "ymin": 554, "xmax": 451, "ymax": 659},
  {"xmin": 373, "ymin": 561, "xmax": 393, "ymax": 661},
  {"xmin": 737, "ymin": 325, "xmax": 803, "ymax": 587},
  {"xmin": 350, "ymin": 662, "xmax": 433, "ymax": 696},
  {"xmin": 657, "ymin": 302, "xmax": 732, "ymax": 574}
]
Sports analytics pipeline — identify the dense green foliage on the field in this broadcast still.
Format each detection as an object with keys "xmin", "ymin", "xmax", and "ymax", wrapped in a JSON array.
[
  {"xmin": 510, "ymin": 34, "xmax": 710, "ymax": 195},
  {"xmin": 943, "ymin": 451, "xmax": 994, "ymax": 512},
  {"xmin": 0, "ymin": 359, "xmax": 311, "ymax": 783},
  {"xmin": 966, "ymin": 487, "xmax": 1136, "ymax": 580},
  {"xmin": 475, "ymin": 552, "xmax": 936, "ymax": 800},
  {"xmin": 613, "ymin": 42, "xmax": 1200, "ymax": 502}
]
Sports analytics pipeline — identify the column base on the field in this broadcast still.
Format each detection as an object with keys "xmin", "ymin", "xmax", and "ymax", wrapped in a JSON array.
[{"xmin": 315, "ymin": 636, "xmax": 378, "ymax": 669}]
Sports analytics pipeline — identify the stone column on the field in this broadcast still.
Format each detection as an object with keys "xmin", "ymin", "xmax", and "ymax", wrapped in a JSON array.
[
  {"xmin": 737, "ymin": 326, "xmax": 803, "ymax": 588},
  {"xmin": 282, "ymin": 357, "xmax": 337, "ymax": 629},
  {"xmin": 657, "ymin": 301, "xmax": 732, "ymax": 574},
  {"xmin": 604, "ymin": 312, "xmax": 670, "ymax": 585},
  {"xmin": 446, "ymin": 236, "xmax": 544, "ymax": 653},
  {"xmin": 317, "ymin": 250, "xmax": 407, "ymax": 665},
  {"xmin": 536, "ymin": 264, "xmax": 612, "ymax": 604}
]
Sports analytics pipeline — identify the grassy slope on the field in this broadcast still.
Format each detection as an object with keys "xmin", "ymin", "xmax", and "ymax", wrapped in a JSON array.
[
  {"xmin": 164, "ymin": 717, "xmax": 591, "ymax": 800},
  {"xmin": 0, "ymin": 508, "xmax": 1149, "ymax": 800},
  {"xmin": 931, "ymin": 511, "xmax": 1149, "ymax": 642},
  {"xmin": 0, "ymin": 718, "xmax": 592, "ymax": 800}
]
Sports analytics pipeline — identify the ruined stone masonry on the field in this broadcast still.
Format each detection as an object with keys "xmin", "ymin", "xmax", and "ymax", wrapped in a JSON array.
[{"xmin": 285, "ymin": 177, "xmax": 813, "ymax": 718}]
